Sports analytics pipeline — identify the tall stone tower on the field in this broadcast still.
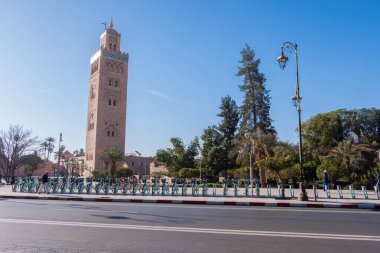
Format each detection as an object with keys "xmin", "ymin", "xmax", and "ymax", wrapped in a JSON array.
[{"xmin": 85, "ymin": 19, "xmax": 129, "ymax": 172}]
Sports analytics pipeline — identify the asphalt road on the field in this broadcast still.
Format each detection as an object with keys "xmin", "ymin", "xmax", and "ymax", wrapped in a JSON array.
[{"xmin": 0, "ymin": 199, "xmax": 379, "ymax": 253}]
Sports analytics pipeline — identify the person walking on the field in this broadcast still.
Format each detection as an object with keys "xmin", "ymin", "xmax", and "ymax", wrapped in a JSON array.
[
  {"xmin": 38, "ymin": 171, "xmax": 49, "ymax": 194},
  {"xmin": 322, "ymin": 170, "xmax": 329, "ymax": 192},
  {"xmin": 375, "ymin": 169, "xmax": 380, "ymax": 193}
]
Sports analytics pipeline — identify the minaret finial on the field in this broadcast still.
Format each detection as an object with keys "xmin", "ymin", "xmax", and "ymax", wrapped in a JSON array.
[{"xmin": 110, "ymin": 18, "xmax": 114, "ymax": 29}]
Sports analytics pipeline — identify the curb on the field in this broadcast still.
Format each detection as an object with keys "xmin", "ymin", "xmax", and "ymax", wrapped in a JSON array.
[{"xmin": 1, "ymin": 195, "xmax": 380, "ymax": 210}]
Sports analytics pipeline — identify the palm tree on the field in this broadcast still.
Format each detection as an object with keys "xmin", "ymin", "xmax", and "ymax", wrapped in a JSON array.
[
  {"xmin": 39, "ymin": 141, "xmax": 49, "ymax": 159},
  {"xmin": 54, "ymin": 145, "xmax": 65, "ymax": 160},
  {"xmin": 244, "ymin": 128, "xmax": 277, "ymax": 186},
  {"xmin": 45, "ymin": 137, "xmax": 55, "ymax": 161},
  {"xmin": 99, "ymin": 147, "xmax": 125, "ymax": 178},
  {"xmin": 329, "ymin": 138, "xmax": 373, "ymax": 181},
  {"xmin": 54, "ymin": 145, "xmax": 66, "ymax": 175}
]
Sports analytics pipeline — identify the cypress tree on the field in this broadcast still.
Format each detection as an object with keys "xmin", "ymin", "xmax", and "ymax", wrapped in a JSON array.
[{"xmin": 237, "ymin": 44, "xmax": 275, "ymax": 135}]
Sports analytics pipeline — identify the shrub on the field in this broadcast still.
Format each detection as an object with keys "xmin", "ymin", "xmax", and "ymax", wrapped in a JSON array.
[
  {"xmin": 179, "ymin": 168, "xmax": 200, "ymax": 178},
  {"xmin": 116, "ymin": 167, "xmax": 133, "ymax": 178},
  {"xmin": 316, "ymin": 156, "xmax": 345, "ymax": 184},
  {"xmin": 92, "ymin": 169, "xmax": 110, "ymax": 178}
]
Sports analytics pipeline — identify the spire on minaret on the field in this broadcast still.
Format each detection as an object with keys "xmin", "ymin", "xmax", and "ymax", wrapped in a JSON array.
[{"xmin": 110, "ymin": 18, "xmax": 114, "ymax": 29}]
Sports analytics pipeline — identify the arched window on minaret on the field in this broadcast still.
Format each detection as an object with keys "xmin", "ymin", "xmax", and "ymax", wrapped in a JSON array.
[{"xmin": 105, "ymin": 124, "xmax": 118, "ymax": 138}]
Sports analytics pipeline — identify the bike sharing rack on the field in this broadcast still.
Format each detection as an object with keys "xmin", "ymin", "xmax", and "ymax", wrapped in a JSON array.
[
  {"xmin": 171, "ymin": 178, "xmax": 178, "ymax": 196},
  {"xmin": 289, "ymin": 185, "xmax": 295, "ymax": 198},
  {"xmin": 202, "ymin": 178, "xmax": 208, "ymax": 196},
  {"xmin": 336, "ymin": 185, "xmax": 343, "ymax": 199},
  {"xmin": 212, "ymin": 184, "xmax": 217, "ymax": 197},
  {"xmin": 266, "ymin": 184, "xmax": 272, "ymax": 197},
  {"xmin": 243, "ymin": 179, "xmax": 250, "ymax": 197},
  {"xmin": 8, "ymin": 176, "xmax": 380, "ymax": 201},
  {"xmin": 349, "ymin": 185, "xmax": 356, "ymax": 199},
  {"xmin": 223, "ymin": 178, "xmax": 229, "ymax": 197},
  {"xmin": 361, "ymin": 186, "xmax": 368, "ymax": 199},
  {"xmin": 161, "ymin": 178, "xmax": 167, "ymax": 195},
  {"xmin": 277, "ymin": 184, "xmax": 283, "ymax": 198},
  {"xmin": 374, "ymin": 186, "xmax": 380, "ymax": 200},
  {"xmin": 181, "ymin": 178, "xmax": 187, "ymax": 196},
  {"xmin": 233, "ymin": 178, "xmax": 239, "ymax": 197},
  {"xmin": 312, "ymin": 184, "xmax": 318, "ymax": 198},
  {"xmin": 152, "ymin": 178, "xmax": 160, "ymax": 195},
  {"xmin": 191, "ymin": 178, "xmax": 199, "ymax": 196},
  {"xmin": 325, "ymin": 185, "xmax": 331, "ymax": 198},
  {"xmin": 142, "ymin": 178, "xmax": 150, "ymax": 195}
]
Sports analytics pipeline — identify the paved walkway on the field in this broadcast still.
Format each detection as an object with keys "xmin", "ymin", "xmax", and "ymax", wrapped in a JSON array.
[{"xmin": 1, "ymin": 185, "xmax": 379, "ymax": 210}]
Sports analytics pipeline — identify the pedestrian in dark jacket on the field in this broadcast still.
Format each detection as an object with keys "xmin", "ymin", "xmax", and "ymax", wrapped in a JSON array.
[
  {"xmin": 375, "ymin": 169, "xmax": 380, "ymax": 193},
  {"xmin": 38, "ymin": 171, "xmax": 49, "ymax": 194}
]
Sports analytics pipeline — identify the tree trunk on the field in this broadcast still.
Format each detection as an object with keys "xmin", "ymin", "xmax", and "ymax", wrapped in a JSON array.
[
  {"xmin": 259, "ymin": 168, "xmax": 266, "ymax": 187},
  {"xmin": 111, "ymin": 162, "xmax": 116, "ymax": 178},
  {"xmin": 281, "ymin": 185, "xmax": 285, "ymax": 199}
]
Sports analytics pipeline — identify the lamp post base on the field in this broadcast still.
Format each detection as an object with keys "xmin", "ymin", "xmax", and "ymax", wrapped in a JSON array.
[{"xmin": 298, "ymin": 182, "xmax": 309, "ymax": 201}]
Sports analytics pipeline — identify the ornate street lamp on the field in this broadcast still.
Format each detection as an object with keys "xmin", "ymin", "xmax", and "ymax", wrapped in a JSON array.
[
  {"xmin": 276, "ymin": 49, "xmax": 288, "ymax": 70},
  {"xmin": 277, "ymin": 42, "xmax": 308, "ymax": 201}
]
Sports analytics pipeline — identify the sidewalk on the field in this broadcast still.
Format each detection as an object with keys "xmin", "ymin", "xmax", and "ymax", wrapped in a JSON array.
[{"xmin": 1, "ymin": 185, "xmax": 379, "ymax": 210}]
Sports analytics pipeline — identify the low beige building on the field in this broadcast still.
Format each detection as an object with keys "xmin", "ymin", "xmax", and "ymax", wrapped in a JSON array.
[{"xmin": 125, "ymin": 155, "xmax": 153, "ymax": 176}]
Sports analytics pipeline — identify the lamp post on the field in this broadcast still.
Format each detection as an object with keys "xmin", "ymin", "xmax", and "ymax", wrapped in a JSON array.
[
  {"xmin": 244, "ymin": 133, "xmax": 254, "ymax": 187},
  {"xmin": 56, "ymin": 133, "xmax": 63, "ymax": 178},
  {"xmin": 277, "ymin": 42, "xmax": 308, "ymax": 201},
  {"xmin": 198, "ymin": 146, "xmax": 202, "ymax": 179},
  {"xmin": 135, "ymin": 150, "xmax": 142, "ymax": 179}
]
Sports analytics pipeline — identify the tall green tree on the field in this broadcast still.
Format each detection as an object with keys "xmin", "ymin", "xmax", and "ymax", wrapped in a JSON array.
[
  {"xmin": 200, "ymin": 96, "xmax": 240, "ymax": 178},
  {"xmin": 218, "ymin": 95, "xmax": 240, "ymax": 141},
  {"xmin": 156, "ymin": 137, "xmax": 199, "ymax": 174},
  {"xmin": 201, "ymin": 125, "xmax": 225, "ymax": 177},
  {"xmin": 302, "ymin": 110, "xmax": 346, "ymax": 160},
  {"xmin": 302, "ymin": 108, "xmax": 380, "ymax": 163},
  {"xmin": 345, "ymin": 108, "xmax": 380, "ymax": 144},
  {"xmin": 237, "ymin": 44, "xmax": 275, "ymax": 135}
]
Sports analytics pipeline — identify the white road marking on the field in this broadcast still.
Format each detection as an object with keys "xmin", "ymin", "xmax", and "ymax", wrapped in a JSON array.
[
  {"xmin": 0, "ymin": 218, "xmax": 379, "ymax": 241},
  {"xmin": 50, "ymin": 202, "xmax": 380, "ymax": 214}
]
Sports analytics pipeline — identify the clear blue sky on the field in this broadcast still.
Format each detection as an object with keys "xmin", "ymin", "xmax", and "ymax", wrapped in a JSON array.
[{"xmin": 0, "ymin": 0, "xmax": 379, "ymax": 157}]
